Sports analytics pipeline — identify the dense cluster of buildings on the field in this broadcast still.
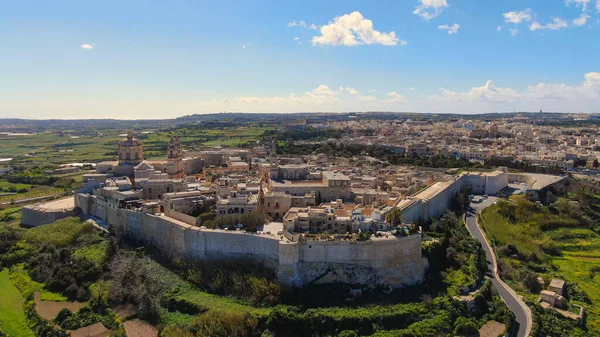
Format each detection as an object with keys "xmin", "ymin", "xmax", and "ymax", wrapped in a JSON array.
[{"xmin": 310, "ymin": 115, "xmax": 600, "ymax": 170}]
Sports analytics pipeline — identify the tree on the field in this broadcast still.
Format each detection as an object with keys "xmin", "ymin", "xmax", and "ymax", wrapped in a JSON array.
[{"xmin": 385, "ymin": 208, "xmax": 402, "ymax": 226}]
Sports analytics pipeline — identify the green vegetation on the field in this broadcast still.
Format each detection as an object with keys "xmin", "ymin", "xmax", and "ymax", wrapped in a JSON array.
[
  {"xmin": 73, "ymin": 241, "xmax": 109, "ymax": 268},
  {"xmin": 425, "ymin": 211, "xmax": 487, "ymax": 297},
  {"xmin": 8, "ymin": 264, "xmax": 67, "ymax": 301},
  {"xmin": 0, "ymin": 269, "xmax": 34, "ymax": 337},
  {"xmin": 481, "ymin": 180, "xmax": 600, "ymax": 336},
  {"xmin": 23, "ymin": 217, "xmax": 94, "ymax": 247}
]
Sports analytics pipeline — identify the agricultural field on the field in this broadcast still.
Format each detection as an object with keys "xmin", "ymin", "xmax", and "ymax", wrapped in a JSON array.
[
  {"xmin": 481, "ymin": 195, "xmax": 600, "ymax": 336},
  {"xmin": 0, "ymin": 125, "xmax": 273, "ymax": 168},
  {"xmin": 0, "ymin": 269, "xmax": 34, "ymax": 337}
]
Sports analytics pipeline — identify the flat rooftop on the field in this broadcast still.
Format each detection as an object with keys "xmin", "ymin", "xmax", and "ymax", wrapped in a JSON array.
[
  {"xmin": 414, "ymin": 181, "xmax": 451, "ymax": 201},
  {"xmin": 26, "ymin": 197, "xmax": 75, "ymax": 212}
]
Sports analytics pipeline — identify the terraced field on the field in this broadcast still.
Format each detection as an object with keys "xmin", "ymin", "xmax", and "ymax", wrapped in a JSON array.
[{"xmin": 549, "ymin": 228, "xmax": 600, "ymax": 332}]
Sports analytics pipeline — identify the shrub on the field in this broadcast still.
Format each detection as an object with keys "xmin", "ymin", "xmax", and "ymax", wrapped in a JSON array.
[{"xmin": 453, "ymin": 317, "xmax": 478, "ymax": 336}]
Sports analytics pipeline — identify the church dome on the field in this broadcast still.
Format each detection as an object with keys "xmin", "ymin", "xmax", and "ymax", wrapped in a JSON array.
[{"xmin": 119, "ymin": 131, "xmax": 142, "ymax": 147}]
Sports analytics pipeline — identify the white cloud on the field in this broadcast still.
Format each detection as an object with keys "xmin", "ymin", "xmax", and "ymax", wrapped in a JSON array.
[
  {"xmin": 503, "ymin": 9, "xmax": 532, "ymax": 24},
  {"xmin": 339, "ymin": 87, "xmax": 359, "ymax": 95},
  {"xmin": 509, "ymin": 28, "xmax": 519, "ymax": 36},
  {"xmin": 438, "ymin": 80, "xmax": 520, "ymax": 102},
  {"xmin": 530, "ymin": 17, "xmax": 568, "ymax": 31},
  {"xmin": 413, "ymin": 0, "xmax": 449, "ymax": 20},
  {"xmin": 358, "ymin": 95, "xmax": 377, "ymax": 101},
  {"xmin": 384, "ymin": 91, "xmax": 406, "ymax": 103},
  {"xmin": 241, "ymin": 42, "xmax": 252, "ymax": 49},
  {"xmin": 438, "ymin": 23, "xmax": 460, "ymax": 34},
  {"xmin": 311, "ymin": 11, "xmax": 402, "ymax": 46},
  {"xmin": 198, "ymin": 84, "xmax": 341, "ymax": 110},
  {"xmin": 367, "ymin": 89, "xmax": 377, "ymax": 93},
  {"xmin": 408, "ymin": 87, "xmax": 416, "ymax": 91},
  {"xmin": 81, "ymin": 44, "xmax": 93, "ymax": 50},
  {"xmin": 294, "ymin": 37, "xmax": 300, "ymax": 41},
  {"xmin": 497, "ymin": 25, "xmax": 502, "ymax": 32},
  {"xmin": 288, "ymin": 20, "xmax": 318, "ymax": 30},
  {"xmin": 573, "ymin": 13, "xmax": 591, "ymax": 26},
  {"xmin": 346, "ymin": 87, "xmax": 359, "ymax": 95},
  {"xmin": 432, "ymin": 72, "xmax": 600, "ymax": 104},
  {"xmin": 597, "ymin": 0, "xmax": 600, "ymax": 12},
  {"xmin": 565, "ymin": 0, "xmax": 591, "ymax": 11}
]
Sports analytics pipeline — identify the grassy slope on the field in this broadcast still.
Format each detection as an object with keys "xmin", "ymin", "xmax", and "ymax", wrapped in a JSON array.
[
  {"xmin": 24, "ymin": 217, "xmax": 93, "ymax": 247},
  {"xmin": 482, "ymin": 205, "xmax": 600, "ymax": 334},
  {"xmin": 549, "ymin": 228, "xmax": 600, "ymax": 332},
  {"xmin": 0, "ymin": 269, "xmax": 35, "ymax": 337}
]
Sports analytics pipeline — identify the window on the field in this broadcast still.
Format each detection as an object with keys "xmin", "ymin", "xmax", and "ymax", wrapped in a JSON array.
[{"xmin": 275, "ymin": 202, "xmax": 279, "ymax": 208}]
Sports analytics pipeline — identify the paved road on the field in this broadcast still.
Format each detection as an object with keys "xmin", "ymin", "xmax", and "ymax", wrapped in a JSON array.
[{"xmin": 466, "ymin": 197, "xmax": 532, "ymax": 337}]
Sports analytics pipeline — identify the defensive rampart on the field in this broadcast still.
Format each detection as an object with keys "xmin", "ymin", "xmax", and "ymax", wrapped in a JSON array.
[
  {"xmin": 20, "ymin": 197, "xmax": 78, "ymax": 227},
  {"xmin": 399, "ymin": 170, "xmax": 509, "ymax": 223},
  {"xmin": 75, "ymin": 193, "xmax": 425, "ymax": 288}
]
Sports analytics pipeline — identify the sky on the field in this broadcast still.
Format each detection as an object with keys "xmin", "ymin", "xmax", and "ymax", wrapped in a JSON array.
[{"xmin": 1, "ymin": 0, "xmax": 600, "ymax": 119}]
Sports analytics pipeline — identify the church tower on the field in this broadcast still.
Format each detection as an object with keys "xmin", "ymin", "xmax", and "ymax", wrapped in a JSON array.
[{"xmin": 167, "ymin": 135, "xmax": 184, "ymax": 178}]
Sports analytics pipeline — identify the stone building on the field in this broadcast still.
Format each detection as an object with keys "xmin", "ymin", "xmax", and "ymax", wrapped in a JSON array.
[
  {"xmin": 167, "ymin": 136, "xmax": 184, "ymax": 179},
  {"xmin": 138, "ymin": 179, "xmax": 187, "ymax": 200},
  {"xmin": 119, "ymin": 131, "xmax": 144, "ymax": 166},
  {"xmin": 283, "ymin": 205, "xmax": 355, "ymax": 234},
  {"xmin": 216, "ymin": 192, "xmax": 258, "ymax": 216},
  {"xmin": 96, "ymin": 132, "xmax": 204, "ymax": 180},
  {"xmin": 269, "ymin": 171, "xmax": 352, "ymax": 203}
]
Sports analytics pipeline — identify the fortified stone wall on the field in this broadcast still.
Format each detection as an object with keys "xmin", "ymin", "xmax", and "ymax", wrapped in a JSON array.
[
  {"xmin": 400, "ymin": 171, "xmax": 509, "ymax": 223},
  {"xmin": 76, "ymin": 193, "xmax": 425, "ymax": 288},
  {"xmin": 20, "ymin": 197, "xmax": 78, "ymax": 227},
  {"xmin": 293, "ymin": 235, "xmax": 426, "ymax": 286},
  {"xmin": 20, "ymin": 205, "xmax": 77, "ymax": 227}
]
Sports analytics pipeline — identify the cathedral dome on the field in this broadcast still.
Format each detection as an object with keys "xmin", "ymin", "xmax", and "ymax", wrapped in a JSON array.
[{"xmin": 119, "ymin": 131, "xmax": 142, "ymax": 147}]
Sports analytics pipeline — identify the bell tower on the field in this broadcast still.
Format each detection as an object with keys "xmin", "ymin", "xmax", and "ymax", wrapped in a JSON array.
[{"xmin": 167, "ymin": 135, "xmax": 184, "ymax": 178}]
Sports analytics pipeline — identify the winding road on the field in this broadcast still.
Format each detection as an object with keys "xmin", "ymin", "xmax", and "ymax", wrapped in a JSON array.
[{"xmin": 465, "ymin": 197, "xmax": 532, "ymax": 337}]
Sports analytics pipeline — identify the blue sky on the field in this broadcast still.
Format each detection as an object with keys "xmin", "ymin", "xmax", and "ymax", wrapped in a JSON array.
[{"xmin": 1, "ymin": 0, "xmax": 599, "ymax": 119}]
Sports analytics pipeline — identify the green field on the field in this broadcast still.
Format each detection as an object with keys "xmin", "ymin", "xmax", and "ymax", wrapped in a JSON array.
[
  {"xmin": 0, "ymin": 126, "xmax": 272, "ymax": 168},
  {"xmin": 549, "ymin": 228, "xmax": 600, "ymax": 331},
  {"xmin": 0, "ymin": 269, "xmax": 35, "ymax": 337},
  {"xmin": 481, "ymin": 200, "xmax": 600, "ymax": 335}
]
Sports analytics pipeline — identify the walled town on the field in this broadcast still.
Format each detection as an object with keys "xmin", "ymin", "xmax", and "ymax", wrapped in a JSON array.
[{"xmin": 3, "ymin": 112, "xmax": 600, "ymax": 337}]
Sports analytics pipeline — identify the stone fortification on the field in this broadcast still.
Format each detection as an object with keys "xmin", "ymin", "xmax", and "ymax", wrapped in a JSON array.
[
  {"xmin": 75, "ymin": 193, "xmax": 426, "ymax": 288},
  {"xmin": 399, "ymin": 169, "xmax": 509, "ymax": 223},
  {"xmin": 20, "ymin": 197, "xmax": 77, "ymax": 227}
]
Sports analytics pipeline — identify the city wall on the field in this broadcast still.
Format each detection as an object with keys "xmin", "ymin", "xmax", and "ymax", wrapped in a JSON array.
[
  {"xmin": 20, "ymin": 197, "xmax": 78, "ymax": 227},
  {"xmin": 400, "ymin": 170, "xmax": 509, "ymax": 223},
  {"xmin": 76, "ymin": 193, "xmax": 424, "ymax": 288}
]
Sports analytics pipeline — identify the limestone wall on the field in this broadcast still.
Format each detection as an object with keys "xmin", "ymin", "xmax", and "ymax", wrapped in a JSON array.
[
  {"xmin": 507, "ymin": 173, "xmax": 536, "ymax": 186},
  {"xmin": 20, "ymin": 205, "xmax": 77, "ymax": 227},
  {"xmin": 78, "ymin": 193, "xmax": 425, "ymax": 288},
  {"xmin": 296, "ymin": 235, "xmax": 425, "ymax": 286},
  {"xmin": 20, "ymin": 197, "xmax": 78, "ymax": 227},
  {"xmin": 165, "ymin": 208, "xmax": 197, "ymax": 226}
]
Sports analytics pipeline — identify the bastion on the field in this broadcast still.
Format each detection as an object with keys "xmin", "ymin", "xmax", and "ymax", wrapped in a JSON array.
[{"xmin": 20, "ymin": 197, "xmax": 77, "ymax": 227}]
